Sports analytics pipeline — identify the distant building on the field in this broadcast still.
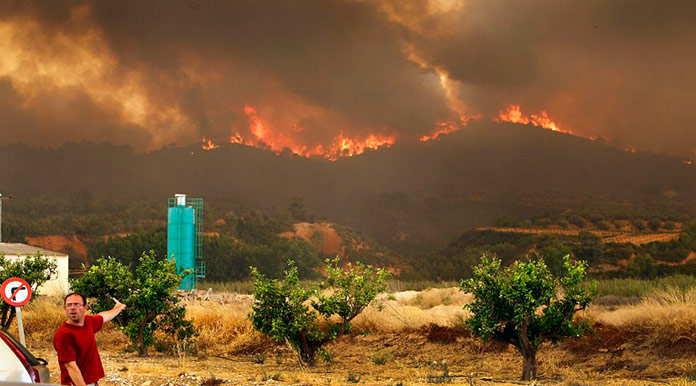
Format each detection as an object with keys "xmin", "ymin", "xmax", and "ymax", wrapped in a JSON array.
[{"xmin": 0, "ymin": 243, "xmax": 69, "ymax": 297}]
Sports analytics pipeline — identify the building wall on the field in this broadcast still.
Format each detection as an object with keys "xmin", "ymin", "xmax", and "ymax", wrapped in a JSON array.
[{"xmin": 4, "ymin": 254, "xmax": 69, "ymax": 297}]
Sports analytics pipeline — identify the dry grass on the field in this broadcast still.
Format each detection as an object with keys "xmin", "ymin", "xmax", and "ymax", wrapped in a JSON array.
[
  {"xmin": 354, "ymin": 288, "xmax": 471, "ymax": 332},
  {"xmin": 593, "ymin": 287, "xmax": 696, "ymax": 349},
  {"xmin": 14, "ymin": 287, "xmax": 696, "ymax": 385},
  {"xmin": 183, "ymin": 299, "xmax": 267, "ymax": 355}
]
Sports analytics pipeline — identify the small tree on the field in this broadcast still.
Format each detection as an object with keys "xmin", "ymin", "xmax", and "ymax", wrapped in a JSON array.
[
  {"xmin": 462, "ymin": 255, "xmax": 594, "ymax": 380},
  {"xmin": 71, "ymin": 251, "xmax": 195, "ymax": 356},
  {"xmin": 249, "ymin": 258, "xmax": 390, "ymax": 366},
  {"xmin": 0, "ymin": 252, "xmax": 57, "ymax": 329}
]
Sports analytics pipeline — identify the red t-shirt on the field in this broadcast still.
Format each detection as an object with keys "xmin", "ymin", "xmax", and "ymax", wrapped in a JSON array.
[{"xmin": 53, "ymin": 315, "xmax": 105, "ymax": 385}]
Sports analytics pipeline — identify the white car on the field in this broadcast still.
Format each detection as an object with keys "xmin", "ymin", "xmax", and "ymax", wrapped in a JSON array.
[{"xmin": 0, "ymin": 328, "xmax": 49, "ymax": 383}]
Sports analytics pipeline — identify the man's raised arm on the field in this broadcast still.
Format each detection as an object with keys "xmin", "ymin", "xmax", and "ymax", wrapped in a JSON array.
[{"xmin": 97, "ymin": 298, "xmax": 126, "ymax": 323}]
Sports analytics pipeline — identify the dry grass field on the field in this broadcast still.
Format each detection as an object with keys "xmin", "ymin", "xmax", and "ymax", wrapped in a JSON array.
[{"xmin": 11, "ymin": 287, "xmax": 696, "ymax": 386}]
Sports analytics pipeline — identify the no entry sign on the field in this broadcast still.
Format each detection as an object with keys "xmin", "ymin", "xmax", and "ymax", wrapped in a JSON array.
[{"xmin": 1, "ymin": 277, "xmax": 32, "ymax": 307}]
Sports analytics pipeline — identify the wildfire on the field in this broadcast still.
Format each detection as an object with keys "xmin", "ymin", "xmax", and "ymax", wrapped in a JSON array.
[
  {"xmin": 326, "ymin": 131, "xmax": 396, "ymax": 160},
  {"xmin": 201, "ymin": 137, "xmax": 219, "ymax": 150},
  {"xmin": 200, "ymin": 103, "xmax": 593, "ymax": 160},
  {"xmin": 497, "ymin": 105, "xmax": 572, "ymax": 134},
  {"xmin": 624, "ymin": 148, "xmax": 637, "ymax": 153},
  {"xmin": 419, "ymin": 114, "xmax": 481, "ymax": 142},
  {"xmin": 200, "ymin": 105, "xmax": 397, "ymax": 160},
  {"xmin": 420, "ymin": 119, "xmax": 460, "ymax": 142}
]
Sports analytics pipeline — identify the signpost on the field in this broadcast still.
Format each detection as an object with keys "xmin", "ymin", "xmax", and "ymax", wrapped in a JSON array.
[{"xmin": 1, "ymin": 278, "xmax": 32, "ymax": 345}]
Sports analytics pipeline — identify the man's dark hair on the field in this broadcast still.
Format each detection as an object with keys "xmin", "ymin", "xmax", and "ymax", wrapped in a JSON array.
[{"xmin": 64, "ymin": 292, "xmax": 87, "ymax": 306}]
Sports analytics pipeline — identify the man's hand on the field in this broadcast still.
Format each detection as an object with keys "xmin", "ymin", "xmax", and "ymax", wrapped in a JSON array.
[
  {"xmin": 112, "ymin": 297, "xmax": 126, "ymax": 312},
  {"xmin": 98, "ymin": 297, "xmax": 126, "ymax": 323}
]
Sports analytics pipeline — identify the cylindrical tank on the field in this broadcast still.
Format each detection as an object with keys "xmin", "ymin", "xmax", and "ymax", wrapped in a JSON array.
[{"xmin": 167, "ymin": 203, "xmax": 196, "ymax": 290}]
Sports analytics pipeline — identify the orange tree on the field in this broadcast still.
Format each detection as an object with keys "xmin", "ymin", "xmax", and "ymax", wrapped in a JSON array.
[
  {"xmin": 71, "ymin": 251, "xmax": 195, "ymax": 356},
  {"xmin": 249, "ymin": 258, "xmax": 389, "ymax": 366},
  {"xmin": 461, "ymin": 255, "xmax": 594, "ymax": 380}
]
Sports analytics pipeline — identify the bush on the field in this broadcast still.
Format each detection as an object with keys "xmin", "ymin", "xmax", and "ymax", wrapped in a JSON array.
[
  {"xmin": 71, "ymin": 251, "xmax": 196, "ymax": 356},
  {"xmin": 462, "ymin": 255, "xmax": 594, "ymax": 380},
  {"xmin": 249, "ymin": 258, "xmax": 390, "ymax": 366},
  {"xmin": 627, "ymin": 254, "xmax": 657, "ymax": 279}
]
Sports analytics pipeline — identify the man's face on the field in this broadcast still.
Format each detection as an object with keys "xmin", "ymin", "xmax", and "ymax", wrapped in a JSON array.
[{"xmin": 64, "ymin": 294, "xmax": 86, "ymax": 323}]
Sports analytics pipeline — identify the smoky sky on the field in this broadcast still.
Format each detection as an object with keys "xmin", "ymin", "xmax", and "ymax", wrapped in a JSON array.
[{"xmin": 0, "ymin": 0, "xmax": 695, "ymax": 156}]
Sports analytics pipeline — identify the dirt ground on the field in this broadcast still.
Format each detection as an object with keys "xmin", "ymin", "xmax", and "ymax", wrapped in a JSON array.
[{"xmin": 32, "ymin": 329, "xmax": 696, "ymax": 386}]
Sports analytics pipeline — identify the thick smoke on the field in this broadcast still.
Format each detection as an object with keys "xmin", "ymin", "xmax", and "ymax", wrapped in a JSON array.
[{"xmin": 0, "ymin": 0, "xmax": 694, "ymax": 156}]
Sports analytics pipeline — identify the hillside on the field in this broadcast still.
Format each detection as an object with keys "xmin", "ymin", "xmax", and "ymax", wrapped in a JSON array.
[{"xmin": 2, "ymin": 121, "xmax": 696, "ymax": 253}]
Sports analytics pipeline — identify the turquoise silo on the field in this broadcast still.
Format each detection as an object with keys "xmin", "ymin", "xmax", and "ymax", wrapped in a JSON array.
[{"xmin": 167, "ymin": 194, "xmax": 204, "ymax": 290}]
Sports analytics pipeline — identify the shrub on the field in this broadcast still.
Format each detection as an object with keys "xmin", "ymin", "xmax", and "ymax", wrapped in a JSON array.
[
  {"xmin": 461, "ymin": 255, "xmax": 594, "ymax": 380},
  {"xmin": 627, "ymin": 254, "xmax": 657, "ymax": 279},
  {"xmin": 71, "ymin": 251, "xmax": 196, "ymax": 356},
  {"xmin": 249, "ymin": 258, "xmax": 390, "ymax": 366}
]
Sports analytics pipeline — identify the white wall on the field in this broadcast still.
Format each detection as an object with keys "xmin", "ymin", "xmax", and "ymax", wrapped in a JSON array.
[{"xmin": 3, "ymin": 254, "xmax": 69, "ymax": 297}]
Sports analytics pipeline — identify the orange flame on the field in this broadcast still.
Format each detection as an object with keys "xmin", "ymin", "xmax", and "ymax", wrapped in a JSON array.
[
  {"xmin": 230, "ymin": 104, "xmax": 396, "ymax": 160},
  {"xmin": 326, "ymin": 131, "xmax": 396, "ymax": 160},
  {"xmin": 497, "ymin": 105, "xmax": 572, "ymax": 134},
  {"xmin": 419, "ymin": 120, "xmax": 459, "ymax": 142},
  {"xmin": 201, "ymin": 137, "xmax": 219, "ymax": 150},
  {"xmin": 419, "ymin": 114, "xmax": 481, "ymax": 142},
  {"xmin": 200, "ymin": 103, "xmax": 596, "ymax": 159},
  {"xmin": 624, "ymin": 148, "xmax": 637, "ymax": 153},
  {"xmin": 229, "ymin": 132, "xmax": 244, "ymax": 144}
]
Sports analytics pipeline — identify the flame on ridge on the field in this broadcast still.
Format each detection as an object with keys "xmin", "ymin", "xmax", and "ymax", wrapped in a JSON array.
[
  {"xmin": 198, "ymin": 105, "xmax": 397, "ymax": 160},
  {"xmin": 419, "ymin": 114, "xmax": 481, "ymax": 142},
  {"xmin": 201, "ymin": 137, "xmax": 219, "ymax": 150},
  {"xmin": 496, "ymin": 105, "xmax": 572, "ymax": 134},
  {"xmin": 201, "ymin": 103, "xmax": 592, "ymax": 159}
]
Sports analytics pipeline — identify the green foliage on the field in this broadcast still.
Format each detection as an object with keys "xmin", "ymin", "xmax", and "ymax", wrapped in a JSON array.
[
  {"xmin": 90, "ymin": 228, "xmax": 167, "ymax": 266},
  {"xmin": 236, "ymin": 210, "xmax": 290, "ymax": 245},
  {"xmin": 71, "ymin": 251, "xmax": 195, "ymax": 356},
  {"xmin": 90, "ymin": 228, "xmax": 322, "ymax": 282},
  {"xmin": 626, "ymin": 254, "xmax": 657, "ymax": 279},
  {"xmin": 203, "ymin": 235, "xmax": 321, "ymax": 281},
  {"xmin": 594, "ymin": 274, "xmax": 696, "ymax": 297},
  {"xmin": 249, "ymin": 258, "xmax": 390, "ymax": 366},
  {"xmin": 462, "ymin": 254, "xmax": 594, "ymax": 380},
  {"xmin": 573, "ymin": 231, "xmax": 604, "ymax": 265},
  {"xmin": 0, "ymin": 252, "xmax": 57, "ymax": 329}
]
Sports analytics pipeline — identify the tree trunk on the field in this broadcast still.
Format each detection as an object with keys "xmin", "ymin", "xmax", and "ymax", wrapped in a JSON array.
[
  {"xmin": 298, "ymin": 331, "xmax": 316, "ymax": 366},
  {"xmin": 136, "ymin": 323, "xmax": 148, "ymax": 357},
  {"xmin": 521, "ymin": 349, "xmax": 537, "ymax": 381},
  {"xmin": 518, "ymin": 315, "xmax": 538, "ymax": 381},
  {"xmin": 1, "ymin": 305, "xmax": 15, "ymax": 329}
]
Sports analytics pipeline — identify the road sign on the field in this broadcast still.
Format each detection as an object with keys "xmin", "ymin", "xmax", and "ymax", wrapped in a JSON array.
[{"xmin": 1, "ymin": 277, "xmax": 32, "ymax": 307}]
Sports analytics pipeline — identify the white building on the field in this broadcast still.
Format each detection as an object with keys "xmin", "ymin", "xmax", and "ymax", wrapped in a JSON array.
[{"xmin": 0, "ymin": 243, "xmax": 69, "ymax": 297}]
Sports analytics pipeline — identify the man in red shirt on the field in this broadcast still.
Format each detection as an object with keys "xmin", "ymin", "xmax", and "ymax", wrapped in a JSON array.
[{"xmin": 53, "ymin": 293, "xmax": 126, "ymax": 386}]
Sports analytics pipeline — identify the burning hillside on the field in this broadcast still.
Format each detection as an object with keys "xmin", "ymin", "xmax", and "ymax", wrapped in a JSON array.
[{"xmin": 198, "ymin": 103, "xmax": 595, "ymax": 160}]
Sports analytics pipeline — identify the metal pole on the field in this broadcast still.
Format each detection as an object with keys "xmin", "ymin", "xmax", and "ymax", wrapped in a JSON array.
[{"xmin": 16, "ymin": 306, "xmax": 25, "ymax": 346}]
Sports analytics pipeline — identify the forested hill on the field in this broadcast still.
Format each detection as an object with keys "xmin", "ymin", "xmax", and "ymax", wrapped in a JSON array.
[{"xmin": 2, "ymin": 121, "xmax": 696, "ymax": 252}]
